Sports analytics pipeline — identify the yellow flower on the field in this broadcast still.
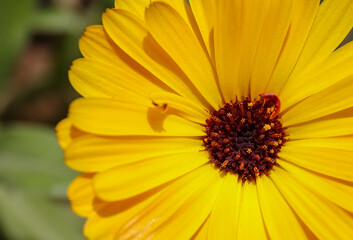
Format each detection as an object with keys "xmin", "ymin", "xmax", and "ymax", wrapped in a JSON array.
[{"xmin": 56, "ymin": 0, "xmax": 353, "ymax": 239}]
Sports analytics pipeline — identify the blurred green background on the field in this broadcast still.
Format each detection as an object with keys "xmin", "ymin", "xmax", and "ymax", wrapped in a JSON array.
[
  {"xmin": 0, "ymin": 0, "xmax": 352, "ymax": 239},
  {"xmin": 0, "ymin": 0, "xmax": 113, "ymax": 239}
]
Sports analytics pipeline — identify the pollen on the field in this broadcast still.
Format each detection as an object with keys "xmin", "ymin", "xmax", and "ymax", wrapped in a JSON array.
[
  {"xmin": 263, "ymin": 124, "xmax": 271, "ymax": 131},
  {"xmin": 203, "ymin": 96, "xmax": 286, "ymax": 181}
]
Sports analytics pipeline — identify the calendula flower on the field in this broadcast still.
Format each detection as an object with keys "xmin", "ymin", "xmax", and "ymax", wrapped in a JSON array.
[{"xmin": 56, "ymin": 0, "xmax": 353, "ymax": 239}]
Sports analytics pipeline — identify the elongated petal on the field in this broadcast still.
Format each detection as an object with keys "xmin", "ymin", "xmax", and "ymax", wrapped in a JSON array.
[
  {"xmin": 65, "ymin": 135, "xmax": 203, "ymax": 172},
  {"xmin": 55, "ymin": 118, "xmax": 85, "ymax": 149},
  {"xmin": 189, "ymin": 0, "xmax": 215, "ymax": 55},
  {"xmin": 257, "ymin": 175, "xmax": 306, "ymax": 240},
  {"xmin": 69, "ymin": 58, "xmax": 161, "ymax": 102},
  {"xmin": 284, "ymin": 137, "xmax": 353, "ymax": 151},
  {"xmin": 149, "ymin": 91, "xmax": 209, "ymax": 124},
  {"xmin": 84, "ymin": 188, "xmax": 162, "ymax": 240},
  {"xmin": 287, "ymin": 117, "xmax": 353, "ymax": 138},
  {"xmin": 102, "ymin": 9, "xmax": 205, "ymax": 105},
  {"xmin": 236, "ymin": 181, "xmax": 267, "ymax": 240},
  {"xmin": 69, "ymin": 98, "xmax": 204, "ymax": 136},
  {"xmin": 280, "ymin": 161, "xmax": 353, "ymax": 212},
  {"xmin": 67, "ymin": 173, "xmax": 97, "ymax": 217},
  {"xmin": 94, "ymin": 151, "xmax": 209, "ymax": 201},
  {"xmin": 266, "ymin": 0, "xmax": 319, "ymax": 94},
  {"xmin": 283, "ymin": 74, "xmax": 353, "ymax": 125},
  {"xmin": 191, "ymin": 218, "xmax": 210, "ymax": 240},
  {"xmin": 279, "ymin": 145, "xmax": 353, "ymax": 181},
  {"xmin": 115, "ymin": 0, "xmax": 197, "ymax": 33},
  {"xmin": 271, "ymin": 168, "xmax": 353, "ymax": 240},
  {"xmin": 237, "ymin": 0, "xmax": 271, "ymax": 97},
  {"xmin": 150, "ymin": 171, "xmax": 221, "ymax": 239},
  {"xmin": 281, "ymin": 41, "xmax": 353, "ymax": 111},
  {"xmin": 115, "ymin": 165, "xmax": 220, "ymax": 239},
  {"xmin": 114, "ymin": 0, "xmax": 149, "ymax": 19},
  {"xmin": 214, "ymin": 0, "xmax": 242, "ymax": 102},
  {"xmin": 207, "ymin": 174, "xmax": 242, "ymax": 239},
  {"xmin": 79, "ymin": 25, "xmax": 126, "ymax": 65},
  {"xmin": 250, "ymin": 0, "xmax": 294, "ymax": 97},
  {"xmin": 145, "ymin": 2, "xmax": 221, "ymax": 109},
  {"xmin": 289, "ymin": 0, "xmax": 353, "ymax": 78}
]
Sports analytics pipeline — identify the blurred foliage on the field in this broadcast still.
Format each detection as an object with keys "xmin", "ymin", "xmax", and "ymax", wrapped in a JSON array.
[
  {"xmin": 0, "ymin": 0, "xmax": 113, "ymax": 239},
  {"xmin": 0, "ymin": 124, "xmax": 83, "ymax": 240},
  {"xmin": 0, "ymin": 0, "xmax": 33, "ymax": 90},
  {"xmin": 0, "ymin": 0, "xmax": 113, "ymax": 123}
]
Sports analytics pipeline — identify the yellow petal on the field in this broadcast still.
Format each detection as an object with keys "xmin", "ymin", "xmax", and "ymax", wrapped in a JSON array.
[
  {"xmin": 284, "ymin": 137, "xmax": 353, "ymax": 151},
  {"xmin": 145, "ymin": 2, "xmax": 221, "ymax": 109},
  {"xmin": 191, "ymin": 218, "xmax": 210, "ymax": 240},
  {"xmin": 236, "ymin": 0, "xmax": 271, "ymax": 97},
  {"xmin": 93, "ymin": 151, "xmax": 209, "ymax": 201},
  {"xmin": 279, "ymin": 145, "xmax": 353, "ymax": 181},
  {"xmin": 102, "ymin": 9, "xmax": 205, "ymax": 106},
  {"xmin": 55, "ymin": 118, "xmax": 85, "ymax": 150},
  {"xmin": 114, "ymin": 0, "xmax": 148, "ymax": 19},
  {"xmin": 115, "ymin": 165, "xmax": 220, "ymax": 240},
  {"xmin": 271, "ymin": 168, "xmax": 353, "ymax": 240},
  {"xmin": 149, "ymin": 91, "xmax": 209, "ymax": 124},
  {"xmin": 289, "ymin": 0, "xmax": 353, "ymax": 79},
  {"xmin": 283, "ymin": 74, "xmax": 353, "ymax": 125},
  {"xmin": 68, "ymin": 98, "xmax": 204, "ymax": 136},
  {"xmin": 69, "ymin": 58, "xmax": 161, "ymax": 102},
  {"xmin": 213, "ymin": 0, "xmax": 242, "ymax": 102},
  {"xmin": 79, "ymin": 25, "xmax": 174, "ymax": 95},
  {"xmin": 250, "ymin": 0, "xmax": 295, "ymax": 98},
  {"xmin": 281, "ymin": 41, "xmax": 353, "ymax": 111},
  {"xmin": 207, "ymin": 174, "xmax": 242, "ymax": 239},
  {"xmin": 84, "ymin": 188, "xmax": 162, "ymax": 240},
  {"xmin": 286, "ymin": 117, "xmax": 353, "ymax": 138},
  {"xmin": 257, "ymin": 175, "xmax": 306, "ymax": 240},
  {"xmin": 79, "ymin": 25, "xmax": 129, "ymax": 66},
  {"xmin": 150, "ymin": 171, "xmax": 221, "ymax": 239},
  {"xmin": 236, "ymin": 181, "xmax": 267, "ymax": 240},
  {"xmin": 65, "ymin": 135, "xmax": 203, "ymax": 172},
  {"xmin": 115, "ymin": 0, "xmax": 196, "ymax": 33},
  {"xmin": 266, "ymin": 0, "xmax": 319, "ymax": 94},
  {"xmin": 67, "ymin": 173, "xmax": 98, "ymax": 217},
  {"xmin": 189, "ymin": 0, "xmax": 215, "ymax": 55},
  {"xmin": 280, "ymin": 160, "xmax": 353, "ymax": 212}
]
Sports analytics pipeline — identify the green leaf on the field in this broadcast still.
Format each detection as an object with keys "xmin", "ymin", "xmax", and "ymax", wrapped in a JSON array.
[{"xmin": 0, "ymin": 123, "xmax": 84, "ymax": 240}]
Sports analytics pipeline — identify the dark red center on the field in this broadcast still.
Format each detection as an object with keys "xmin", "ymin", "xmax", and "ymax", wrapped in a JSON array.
[{"xmin": 203, "ymin": 96, "xmax": 286, "ymax": 181}]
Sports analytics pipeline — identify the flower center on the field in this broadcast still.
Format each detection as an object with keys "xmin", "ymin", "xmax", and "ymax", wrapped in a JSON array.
[{"xmin": 203, "ymin": 95, "xmax": 286, "ymax": 181}]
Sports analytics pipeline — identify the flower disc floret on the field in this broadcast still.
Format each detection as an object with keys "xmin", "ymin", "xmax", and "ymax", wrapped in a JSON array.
[{"xmin": 204, "ymin": 96, "xmax": 286, "ymax": 181}]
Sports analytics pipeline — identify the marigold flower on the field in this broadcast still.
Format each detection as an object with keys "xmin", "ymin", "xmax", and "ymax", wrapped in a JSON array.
[{"xmin": 57, "ymin": 0, "xmax": 353, "ymax": 239}]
